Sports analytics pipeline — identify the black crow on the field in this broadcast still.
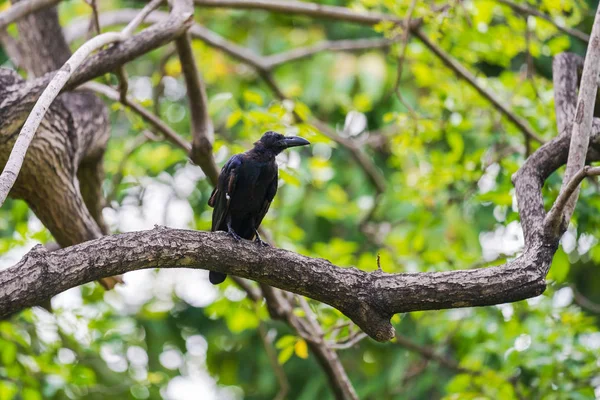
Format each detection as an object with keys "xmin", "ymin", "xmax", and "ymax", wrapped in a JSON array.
[{"xmin": 208, "ymin": 131, "xmax": 310, "ymax": 284}]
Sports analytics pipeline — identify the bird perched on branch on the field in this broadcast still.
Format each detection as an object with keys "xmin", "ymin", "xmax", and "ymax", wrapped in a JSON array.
[{"xmin": 208, "ymin": 131, "xmax": 310, "ymax": 284}]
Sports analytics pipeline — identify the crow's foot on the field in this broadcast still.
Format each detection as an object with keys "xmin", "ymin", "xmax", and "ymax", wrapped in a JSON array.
[
  {"xmin": 227, "ymin": 228, "xmax": 242, "ymax": 242},
  {"xmin": 255, "ymin": 237, "xmax": 270, "ymax": 247}
]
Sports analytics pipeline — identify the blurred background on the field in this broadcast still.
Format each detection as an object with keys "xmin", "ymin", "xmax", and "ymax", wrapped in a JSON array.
[{"xmin": 1, "ymin": 0, "xmax": 600, "ymax": 398}]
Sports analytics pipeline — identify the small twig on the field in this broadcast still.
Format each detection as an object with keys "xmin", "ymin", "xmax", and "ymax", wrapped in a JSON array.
[
  {"xmin": 81, "ymin": 81, "xmax": 192, "ymax": 153},
  {"xmin": 496, "ymin": 0, "xmax": 590, "ymax": 43},
  {"xmin": 545, "ymin": 166, "xmax": 600, "ymax": 232},
  {"xmin": 85, "ymin": 0, "xmax": 101, "ymax": 37},
  {"xmin": 0, "ymin": 0, "xmax": 61, "ymax": 30},
  {"xmin": 329, "ymin": 332, "xmax": 368, "ymax": 350},
  {"xmin": 394, "ymin": 333, "xmax": 476, "ymax": 374},
  {"xmin": 571, "ymin": 284, "xmax": 600, "ymax": 314},
  {"xmin": 121, "ymin": 0, "xmax": 164, "ymax": 37},
  {"xmin": 389, "ymin": 0, "xmax": 417, "ymax": 101},
  {"xmin": 376, "ymin": 253, "xmax": 382, "ymax": 271},
  {"xmin": 107, "ymin": 134, "xmax": 148, "ymax": 203},
  {"xmin": 153, "ymin": 47, "xmax": 177, "ymax": 117},
  {"xmin": 263, "ymin": 37, "xmax": 395, "ymax": 69},
  {"xmin": 115, "ymin": 66, "xmax": 129, "ymax": 103},
  {"xmin": 257, "ymin": 321, "xmax": 290, "ymax": 400},
  {"xmin": 413, "ymin": 29, "xmax": 545, "ymax": 144}
]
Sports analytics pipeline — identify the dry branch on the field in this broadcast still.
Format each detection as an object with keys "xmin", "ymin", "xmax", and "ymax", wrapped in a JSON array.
[
  {"xmin": 174, "ymin": 32, "xmax": 220, "ymax": 185},
  {"xmin": 0, "ymin": 31, "xmax": 125, "ymax": 206},
  {"xmin": 550, "ymin": 5, "xmax": 600, "ymax": 234},
  {"xmin": 0, "ymin": 0, "xmax": 61, "ymax": 29}
]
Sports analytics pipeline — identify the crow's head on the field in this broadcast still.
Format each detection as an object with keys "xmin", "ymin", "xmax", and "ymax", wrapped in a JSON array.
[{"xmin": 256, "ymin": 131, "xmax": 310, "ymax": 154}]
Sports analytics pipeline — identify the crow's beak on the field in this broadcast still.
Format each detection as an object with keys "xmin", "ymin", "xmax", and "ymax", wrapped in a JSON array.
[{"xmin": 283, "ymin": 136, "xmax": 310, "ymax": 148}]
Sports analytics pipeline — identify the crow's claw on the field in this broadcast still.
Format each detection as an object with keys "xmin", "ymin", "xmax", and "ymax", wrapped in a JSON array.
[
  {"xmin": 228, "ymin": 229, "xmax": 242, "ymax": 242},
  {"xmin": 255, "ymin": 238, "xmax": 270, "ymax": 247}
]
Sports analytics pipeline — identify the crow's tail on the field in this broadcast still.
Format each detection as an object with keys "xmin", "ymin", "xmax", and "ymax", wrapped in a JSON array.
[{"xmin": 209, "ymin": 271, "xmax": 227, "ymax": 285}]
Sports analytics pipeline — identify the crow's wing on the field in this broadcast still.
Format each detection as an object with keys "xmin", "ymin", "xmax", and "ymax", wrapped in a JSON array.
[
  {"xmin": 208, "ymin": 154, "xmax": 243, "ymax": 231},
  {"xmin": 254, "ymin": 169, "xmax": 278, "ymax": 231}
]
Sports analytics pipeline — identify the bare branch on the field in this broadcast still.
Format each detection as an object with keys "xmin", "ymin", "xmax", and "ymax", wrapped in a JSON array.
[
  {"xmin": 571, "ymin": 285, "xmax": 600, "ymax": 314},
  {"xmin": 551, "ymin": 5, "xmax": 600, "ymax": 234},
  {"xmin": 0, "ymin": 31, "xmax": 125, "ymax": 207},
  {"xmin": 80, "ymin": 82, "xmax": 192, "ymax": 153},
  {"xmin": 0, "ymin": 226, "xmax": 555, "ymax": 342},
  {"xmin": 496, "ymin": 0, "xmax": 590, "ymax": 43},
  {"xmin": 257, "ymin": 321, "xmax": 290, "ymax": 400},
  {"xmin": 121, "ymin": 0, "xmax": 164, "ymax": 37},
  {"xmin": 193, "ymin": 0, "xmax": 407, "ymax": 26},
  {"xmin": 394, "ymin": 333, "xmax": 474, "ymax": 374},
  {"xmin": 329, "ymin": 332, "xmax": 368, "ymax": 350},
  {"xmin": 263, "ymin": 38, "xmax": 395, "ymax": 70},
  {"xmin": 0, "ymin": 0, "xmax": 61, "ymax": 29},
  {"xmin": 545, "ymin": 165, "xmax": 600, "ymax": 231},
  {"xmin": 86, "ymin": 0, "xmax": 101, "ymax": 36},
  {"xmin": 413, "ymin": 29, "xmax": 545, "ymax": 144},
  {"xmin": 174, "ymin": 32, "xmax": 220, "ymax": 185}
]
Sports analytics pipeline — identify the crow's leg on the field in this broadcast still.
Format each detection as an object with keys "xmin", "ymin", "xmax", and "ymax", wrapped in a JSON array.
[
  {"xmin": 226, "ymin": 216, "xmax": 242, "ymax": 241},
  {"xmin": 254, "ymin": 229, "xmax": 270, "ymax": 247}
]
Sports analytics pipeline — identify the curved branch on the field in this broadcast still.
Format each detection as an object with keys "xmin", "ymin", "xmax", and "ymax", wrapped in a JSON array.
[
  {"xmin": 0, "ymin": 227, "xmax": 551, "ymax": 342},
  {"xmin": 545, "ymin": 166, "xmax": 600, "ymax": 230},
  {"xmin": 0, "ymin": 31, "xmax": 125, "ymax": 206},
  {"xmin": 0, "ymin": 0, "xmax": 61, "ymax": 30}
]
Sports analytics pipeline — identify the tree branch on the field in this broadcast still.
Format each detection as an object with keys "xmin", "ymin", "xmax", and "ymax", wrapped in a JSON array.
[
  {"xmin": 413, "ymin": 29, "xmax": 545, "ymax": 144},
  {"xmin": 550, "ymin": 5, "xmax": 600, "ymax": 234},
  {"xmin": 174, "ymin": 32, "xmax": 220, "ymax": 185},
  {"xmin": 0, "ymin": 0, "xmax": 174, "ymax": 206},
  {"xmin": 0, "ymin": 0, "xmax": 61, "ymax": 29},
  {"xmin": 80, "ymin": 81, "xmax": 192, "ymax": 153},
  {"xmin": 545, "ymin": 166, "xmax": 600, "ymax": 230},
  {"xmin": 262, "ymin": 38, "xmax": 395, "ymax": 70},
  {"xmin": 192, "ymin": 0, "xmax": 407, "ymax": 26},
  {"xmin": 0, "ymin": 31, "xmax": 125, "ymax": 207},
  {"xmin": 496, "ymin": 0, "xmax": 590, "ymax": 43},
  {"xmin": 0, "ymin": 226, "xmax": 553, "ymax": 342}
]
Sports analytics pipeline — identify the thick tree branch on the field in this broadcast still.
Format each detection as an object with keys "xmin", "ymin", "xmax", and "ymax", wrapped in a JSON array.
[
  {"xmin": 0, "ymin": 0, "xmax": 172, "ymax": 206},
  {"xmin": 0, "ymin": 31, "xmax": 125, "ymax": 206},
  {"xmin": 551, "ymin": 5, "xmax": 600, "ymax": 234},
  {"xmin": 0, "ymin": 0, "xmax": 60, "ymax": 29},
  {"xmin": 2, "ymin": 1, "xmax": 194, "ymax": 117},
  {"xmin": 0, "ymin": 227, "xmax": 554, "ymax": 342}
]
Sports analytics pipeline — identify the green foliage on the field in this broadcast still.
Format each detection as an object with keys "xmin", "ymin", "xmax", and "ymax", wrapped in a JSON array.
[{"xmin": 1, "ymin": 0, "xmax": 600, "ymax": 398}]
